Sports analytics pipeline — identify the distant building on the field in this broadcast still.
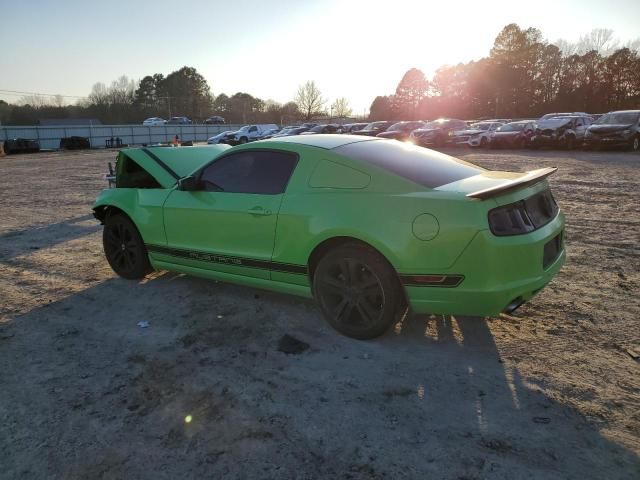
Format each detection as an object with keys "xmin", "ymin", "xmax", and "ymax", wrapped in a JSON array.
[{"xmin": 38, "ymin": 118, "xmax": 102, "ymax": 126}]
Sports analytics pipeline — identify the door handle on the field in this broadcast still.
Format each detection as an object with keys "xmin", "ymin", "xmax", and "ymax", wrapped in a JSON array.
[{"xmin": 247, "ymin": 206, "xmax": 272, "ymax": 216}]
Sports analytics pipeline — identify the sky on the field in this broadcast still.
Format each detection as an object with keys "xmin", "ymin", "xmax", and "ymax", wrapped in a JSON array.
[{"xmin": 1, "ymin": 0, "xmax": 639, "ymax": 114}]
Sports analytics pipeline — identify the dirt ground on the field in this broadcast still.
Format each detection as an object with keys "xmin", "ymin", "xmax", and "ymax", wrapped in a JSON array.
[{"xmin": 0, "ymin": 146, "xmax": 638, "ymax": 479}]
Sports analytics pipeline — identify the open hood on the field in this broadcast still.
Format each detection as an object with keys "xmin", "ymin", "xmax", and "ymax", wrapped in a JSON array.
[
  {"xmin": 436, "ymin": 168, "xmax": 557, "ymax": 200},
  {"xmin": 121, "ymin": 145, "xmax": 230, "ymax": 188}
]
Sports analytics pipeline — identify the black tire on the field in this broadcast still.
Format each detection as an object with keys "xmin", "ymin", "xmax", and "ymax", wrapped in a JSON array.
[
  {"xmin": 480, "ymin": 137, "xmax": 487, "ymax": 148},
  {"xmin": 103, "ymin": 213, "xmax": 152, "ymax": 279},
  {"xmin": 312, "ymin": 243, "xmax": 403, "ymax": 339},
  {"xmin": 630, "ymin": 136, "xmax": 640, "ymax": 152},
  {"xmin": 239, "ymin": 136, "xmax": 248, "ymax": 144}
]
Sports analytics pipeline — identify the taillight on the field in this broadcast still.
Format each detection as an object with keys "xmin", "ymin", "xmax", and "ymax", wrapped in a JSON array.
[
  {"xmin": 488, "ymin": 189, "xmax": 559, "ymax": 236},
  {"xmin": 488, "ymin": 201, "xmax": 534, "ymax": 236}
]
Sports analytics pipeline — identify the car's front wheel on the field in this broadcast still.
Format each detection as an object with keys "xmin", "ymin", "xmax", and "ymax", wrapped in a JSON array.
[
  {"xmin": 239, "ymin": 136, "xmax": 248, "ymax": 144},
  {"xmin": 630, "ymin": 135, "xmax": 639, "ymax": 152},
  {"xmin": 103, "ymin": 213, "xmax": 152, "ymax": 279},
  {"xmin": 313, "ymin": 244, "xmax": 404, "ymax": 339}
]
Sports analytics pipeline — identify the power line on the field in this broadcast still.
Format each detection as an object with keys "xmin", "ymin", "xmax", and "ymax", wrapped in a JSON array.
[{"xmin": 0, "ymin": 89, "xmax": 86, "ymax": 99}]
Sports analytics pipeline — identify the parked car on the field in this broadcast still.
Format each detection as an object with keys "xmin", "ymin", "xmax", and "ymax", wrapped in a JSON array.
[
  {"xmin": 93, "ymin": 136, "xmax": 565, "ymax": 339},
  {"xmin": 584, "ymin": 110, "xmax": 640, "ymax": 151},
  {"xmin": 60, "ymin": 136, "xmax": 91, "ymax": 150},
  {"xmin": 301, "ymin": 122, "xmax": 319, "ymax": 129},
  {"xmin": 256, "ymin": 128, "xmax": 281, "ymax": 140},
  {"xmin": 223, "ymin": 124, "xmax": 279, "ymax": 144},
  {"xmin": 538, "ymin": 112, "xmax": 591, "ymax": 121},
  {"xmin": 271, "ymin": 127, "xmax": 310, "ymax": 138},
  {"xmin": 376, "ymin": 121, "xmax": 426, "ymax": 141},
  {"xmin": 207, "ymin": 130, "xmax": 236, "ymax": 144},
  {"xmin": 167, "ymin": 116, "xmax": 192, "ymax": 125},
  {"xmin": 352, "ymin": 121, "xmax": 395, "ymax": 137},
  {"xmin": 451, "ymin": 121, "xmax": 504, "ymax": 148},
  {"xmin": 409, "ymin": 118, "xmax": 469, "ymax": 147},
  {"xmin": 530, "ymin": 115, "xmax": 592, "ymax": 149},
  {"xmin": 142, "ymin": 117, "xmax": 166, "ymax": 126},
  {"xmin": 3, "ymin": 138, "xmax": 40, "ymax": 154},
  {"xmin": 341, "ymin": 123, "xmax": 368, "ymax": 134},
  {"xmin": 300, "ymin": 124, "xmax": 341, "ymax": 135},
  {"xmin": 489, "ymin": 121, "xmax": 536, "ymax": 148},
  {"xmin": 204, "ymin": 115, "xmax": 225, "ymax": 124}
]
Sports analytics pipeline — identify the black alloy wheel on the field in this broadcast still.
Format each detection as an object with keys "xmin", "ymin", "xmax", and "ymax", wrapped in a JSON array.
[
  {"xmin": 103, "ymin": 213, "xmax": 152, "ymax": 279},
  {"xmin": 313, "ymin": 244, "xmax": 403, "ymax": 339}
]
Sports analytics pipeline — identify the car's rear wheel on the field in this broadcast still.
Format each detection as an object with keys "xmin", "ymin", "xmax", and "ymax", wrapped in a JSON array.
[
  {"xmin": 630, "ymin": 136, "xmax": 639, "ymax": 152},
  {"xmin": 313, "ymin": 244, "xmax": 403, "ymax": 339},
  {"xmin": 103, "ymin": 213, "xmax": 152, "ymax": 279}
]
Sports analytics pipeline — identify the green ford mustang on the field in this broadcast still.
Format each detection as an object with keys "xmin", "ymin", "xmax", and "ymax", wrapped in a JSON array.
[{"xmin": 93, "ymin": 135, "xmax": 565, "ymax": 339}]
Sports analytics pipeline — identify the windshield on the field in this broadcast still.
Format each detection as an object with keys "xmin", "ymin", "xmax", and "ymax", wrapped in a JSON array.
[
  {"xmin": 538, "ymin": 118, "xmax": 571, "ymax": 128},
  {"xmin": 469, "ymin": 123, "xmax": 492, "ymax": 131},
  {"xmin": 497, "ymin": 123, "xmax": 525, "ymax": 132},
  {"xmin": 334, "ymin": 140, "xmax": 483, "ymax": 189},
  {"xmin": 387, "ymin": 122, "xmax": 407, "ymax": 132},
  {"xmin": 310, "ymin": 125, "xmax": 325, "ymax": 132},
  {"xmin": 595, "ymin": 112, "xmax": 639, "ymax": 125},
  {"xmin": 422, "ymin": 120, "xmax": 448, "ymax": 129},
  {"xmin": 237, "ymin": 126, "xmax": 251, "ymax": 132}
]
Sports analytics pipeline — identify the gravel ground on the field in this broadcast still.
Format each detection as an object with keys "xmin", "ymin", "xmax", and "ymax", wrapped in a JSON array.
[{"xmin": 0, "ymin": 147, "xmax": 638, "ymax": 479}]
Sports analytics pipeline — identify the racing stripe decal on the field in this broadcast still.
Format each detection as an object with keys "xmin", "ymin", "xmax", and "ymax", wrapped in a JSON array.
[
  {"xmin": 146, "ymin": 244, "xmax": 308, "ymax": 275},
  {"xmin": 141, "ymin": 148, "xmax": 180, "ymax": 180}
]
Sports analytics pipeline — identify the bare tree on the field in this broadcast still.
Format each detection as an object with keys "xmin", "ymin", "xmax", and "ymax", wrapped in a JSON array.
[
  {"xmin": 331, "ymin": 97, "xmax": 352, "ymax": 118},
  {"xmin": 577, "ymin": 28, "xmax": 619, "ymax": 55},
  {"xmin": 17, "ymin": 95, "xmax": 50, "ymax": 107},
  {"xmin": 295, "ymin": 81, "xmax": 325, "ymax": 120},
  {"xmin": 53, "ymin": 95, "xmax": 65, "ymax": 108},
  {"xmin": 554, "ymin": 38, "xmax": 579, "ymax": 56}
]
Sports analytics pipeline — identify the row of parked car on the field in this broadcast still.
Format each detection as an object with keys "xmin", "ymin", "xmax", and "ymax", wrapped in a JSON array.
[
  {"xmin": 142, "ymin": 115, "xmax": 226, "ymax": 126},
  {"xmin": 208, "ymin": 110, "xmax": 640, "ymax": 151}
]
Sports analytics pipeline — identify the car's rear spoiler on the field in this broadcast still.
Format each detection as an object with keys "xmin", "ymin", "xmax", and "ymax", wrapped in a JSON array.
[{"xmin": 466, "ymin": 167, "xmax": 557, "ymax": 200}]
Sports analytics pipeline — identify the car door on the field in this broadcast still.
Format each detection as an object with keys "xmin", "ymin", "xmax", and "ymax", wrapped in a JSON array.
[
  {"xmin": 574, "ymin": 117, "xmax": 586, "ymax": 140},
  {"xmin": 161, "ymin": 149, "xmax": 299, "ymax": 279}
]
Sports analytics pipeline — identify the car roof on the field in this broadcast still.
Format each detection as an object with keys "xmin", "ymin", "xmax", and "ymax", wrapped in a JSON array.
[{"xmin": 259, "ymin": 134, "xmax": 375, "ymax": 150}]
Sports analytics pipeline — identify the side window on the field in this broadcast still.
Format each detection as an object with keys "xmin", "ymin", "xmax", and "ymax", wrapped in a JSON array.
[
  {"xmin": 199, "ymin": 151, "xmax": 298, "ymax": 195},
  {"xmin": 576, "ymin": 119, "xmax": 583, "ymax": 127},
  {"xmin": 249, "ymin": 126, "xmax": 258, "ymax": 133}
]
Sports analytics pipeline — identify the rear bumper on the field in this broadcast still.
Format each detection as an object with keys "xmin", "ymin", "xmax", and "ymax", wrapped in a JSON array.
[
  {"xmin": 584, "ymin": 136, "xmax": 630, "ymax": 148},
  {"xmin": 531, "ymin": 134, "xmax": 559, "ymax": 146},
  {"xmin": 406, "ymin": 212, "xmax": 566, "ymax": 316}
]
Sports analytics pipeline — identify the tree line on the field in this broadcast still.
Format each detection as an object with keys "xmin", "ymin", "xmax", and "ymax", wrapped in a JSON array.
[
  {"xmin": 370, "ymin": 24, "xmax": 640, "ymax": 121},
  {"xmin": 2, "ymin": 24, "xmax": 638, "ymax": 126},
  {"xmin": 0, "ymin": 69, "xmax": 352, "ymax": 126}
]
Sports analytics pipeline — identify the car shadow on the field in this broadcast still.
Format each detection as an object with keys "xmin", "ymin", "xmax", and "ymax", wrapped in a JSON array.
[
  {"xmin": 0, "ymin": 214, "xmax": 100, "ymax": 261},
  {"xmin": 1, "ymin": 275, "xmax": 638, "ymax": 479}
]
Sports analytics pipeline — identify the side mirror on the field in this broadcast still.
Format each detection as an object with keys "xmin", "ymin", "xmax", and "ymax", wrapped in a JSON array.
[{"xmin": 178, "ymin": 175, "xmax": 200, "ymax": 191}]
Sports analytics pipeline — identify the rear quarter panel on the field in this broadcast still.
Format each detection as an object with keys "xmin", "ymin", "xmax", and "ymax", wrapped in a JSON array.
[{"xmin": 271, "ymin": 148, "xmax": 488, "ymax": 282}]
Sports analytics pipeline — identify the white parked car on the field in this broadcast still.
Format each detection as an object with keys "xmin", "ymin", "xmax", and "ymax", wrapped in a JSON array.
[
  {"xmin": 451, "ymin": 121, "xmax": 504, "ymax": 147},
  {"xmin": 142, "ymin": 117, "xmax": 166, "ymax": 126},
  {"xmin": 226, "ymin": 124, "xmax": 279, "ymax": 144}
]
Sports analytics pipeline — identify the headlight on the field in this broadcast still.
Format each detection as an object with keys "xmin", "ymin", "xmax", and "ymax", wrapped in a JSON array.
[{"xmin": 448, "ymin": 131, "xmax": 454, "ymax": 137}]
